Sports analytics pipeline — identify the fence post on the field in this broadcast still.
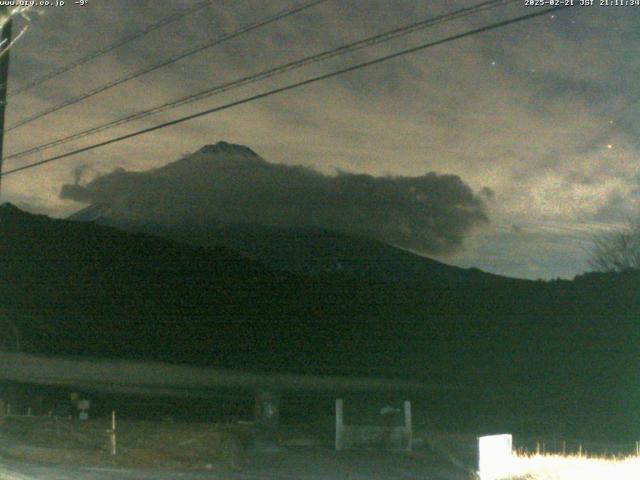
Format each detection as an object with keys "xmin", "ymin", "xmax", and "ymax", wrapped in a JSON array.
[
  {"xmin": 403, "ymin": 400, "xmax": 412, "ymax": 451},
  {"xmin": 108, "ymin": 410, "xmax": 117, "ymax": 456},
  {"xmin": 335, "ymin": 398, "xmax": 344, "ymax": 451}
]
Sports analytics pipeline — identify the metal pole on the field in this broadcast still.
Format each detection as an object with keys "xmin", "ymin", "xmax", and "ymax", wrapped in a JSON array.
[{"xmin": 0, "ymin": 6, "xmax": 12, "ymax": 201}]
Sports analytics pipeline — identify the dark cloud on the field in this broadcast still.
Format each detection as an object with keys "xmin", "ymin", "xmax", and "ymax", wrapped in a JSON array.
[
  {"xmin": 61, "ymin": 142, "xmax": 488, "ymax": 254},
  {"xmin": 72, "ymin": 164, "xmax": 88, "ymax": 185}
]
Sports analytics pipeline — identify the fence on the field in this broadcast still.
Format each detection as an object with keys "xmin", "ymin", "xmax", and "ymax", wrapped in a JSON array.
[{"xmin": 335, "ymin": 398, "xmax": 412, "ymax": 451}]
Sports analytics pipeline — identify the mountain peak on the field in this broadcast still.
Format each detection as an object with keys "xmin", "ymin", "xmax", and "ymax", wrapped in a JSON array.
[{"xmin": 198, "ymin": 141, "xmax": 258, "ymax": 158}]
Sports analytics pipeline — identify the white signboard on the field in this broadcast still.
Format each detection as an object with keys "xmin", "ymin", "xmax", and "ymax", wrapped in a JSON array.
[{"xmin": 478, "ymin": 434, "xmax": 513, "ymax": 480}]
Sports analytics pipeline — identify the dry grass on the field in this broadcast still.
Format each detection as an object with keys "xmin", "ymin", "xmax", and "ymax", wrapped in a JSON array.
[
  {"xmin": 504, "ymin": 452, "xmax": 640, "ymax": 480},
  {"xmin": 421, "ymin": 431, "xmax": 640, "ymax": 480},
  {"xmin": 0, "ymin": 415, "xmax": 250, "ymax": 472}
]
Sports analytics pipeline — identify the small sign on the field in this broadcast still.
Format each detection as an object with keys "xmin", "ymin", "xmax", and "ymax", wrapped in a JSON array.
[{"xmin": 478, "ymin": 434, "xmax": 513, "ymax": 480}]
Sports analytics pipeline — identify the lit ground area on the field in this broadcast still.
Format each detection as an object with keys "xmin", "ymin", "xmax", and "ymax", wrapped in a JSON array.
[
  {"xmin": 505, "ymin": 453, "xmax": 640, "ymax": 480},
  {"xmin": 0, "ymin": 416, "xmax": 468, "ymax": 479}
]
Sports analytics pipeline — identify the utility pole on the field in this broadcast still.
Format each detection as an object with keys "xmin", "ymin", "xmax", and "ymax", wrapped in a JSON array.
[{"xmin": 0, "ymin": 6, "xmax": 12, "ymax": 201}]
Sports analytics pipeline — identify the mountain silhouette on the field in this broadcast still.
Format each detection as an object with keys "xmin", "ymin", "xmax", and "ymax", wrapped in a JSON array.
[
  {"xmin": 63, "ymin": 141, "xmax": 489, "ymax": 257},
  {"xmin": 3, "ymin": 203, "xmax": 639, "ymax": 439}
]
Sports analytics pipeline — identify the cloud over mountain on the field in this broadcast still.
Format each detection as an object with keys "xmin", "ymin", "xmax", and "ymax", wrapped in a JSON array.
[{"xmin": 61, "ymin": 142, "xmax": 488, "ymax": 254}]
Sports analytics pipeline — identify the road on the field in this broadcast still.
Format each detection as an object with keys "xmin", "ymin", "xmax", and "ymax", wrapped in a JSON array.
[{"xmin": 1, "ymin": 449, "xmax": 471, "ymax": 479}]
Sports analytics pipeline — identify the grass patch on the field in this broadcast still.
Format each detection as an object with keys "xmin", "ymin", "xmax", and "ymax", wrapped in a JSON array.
[{"xmin": 504, "ymin": 452, "xmax": 640, "ymax": 480}]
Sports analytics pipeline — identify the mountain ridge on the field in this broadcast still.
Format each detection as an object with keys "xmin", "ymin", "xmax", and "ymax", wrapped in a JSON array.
[
  {"xmin": 2, "ymin": 203, "xmax": 639, "ymax": 439},
  {"xmin": 69, "ymin": 203, "xmax": 510, "ymax": 285},
  {"xmin": 61, "ymin": 141, "xmax": 489, "ymax": 259},
  {"xmin": 65, "ymin": 139, "xmax": 504, "ymax": 285}
]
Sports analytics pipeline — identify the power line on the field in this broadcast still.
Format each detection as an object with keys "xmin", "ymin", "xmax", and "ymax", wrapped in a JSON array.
[
  {"xmin": 4, "ymin": 0, "xmax": 516, "ymax": 163},
  {"xmin": 8, "ymin": 0, "xmax": 215, "ymax": 98},
  {"xmin": 0, "ymin": 5, "xmax": 569, "ymax": 178},
  {"xmin": 3, "ymin": 0, "xmax": 329, "ymax": 132}
]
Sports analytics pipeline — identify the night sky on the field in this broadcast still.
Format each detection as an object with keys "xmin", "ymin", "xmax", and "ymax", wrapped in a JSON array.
[{"xmin": 1, "ymin": 0, "xmax": 638, "ymax": 280}]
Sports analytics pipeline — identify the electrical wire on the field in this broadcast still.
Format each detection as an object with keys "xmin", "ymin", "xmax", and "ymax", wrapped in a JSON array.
[
  {"xmin": 3, "ymin": 0, "xmax": 329, "ymax": 132},
  {"xmin": 4, "ymin": 0, "xmax": 516, "ymax": 163},
  {"xmin": 8, "ymin": 0, "xmax": 215, "ymax": 98},
  {"xmin": 0, "ymin": 5, "xmax": 569, "ymax": 178}
]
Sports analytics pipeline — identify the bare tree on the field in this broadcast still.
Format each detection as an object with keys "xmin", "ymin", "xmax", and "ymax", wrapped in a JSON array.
[{"xmin": 588, "ymin": 221, "xmax": 640, "ymax": 272}]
